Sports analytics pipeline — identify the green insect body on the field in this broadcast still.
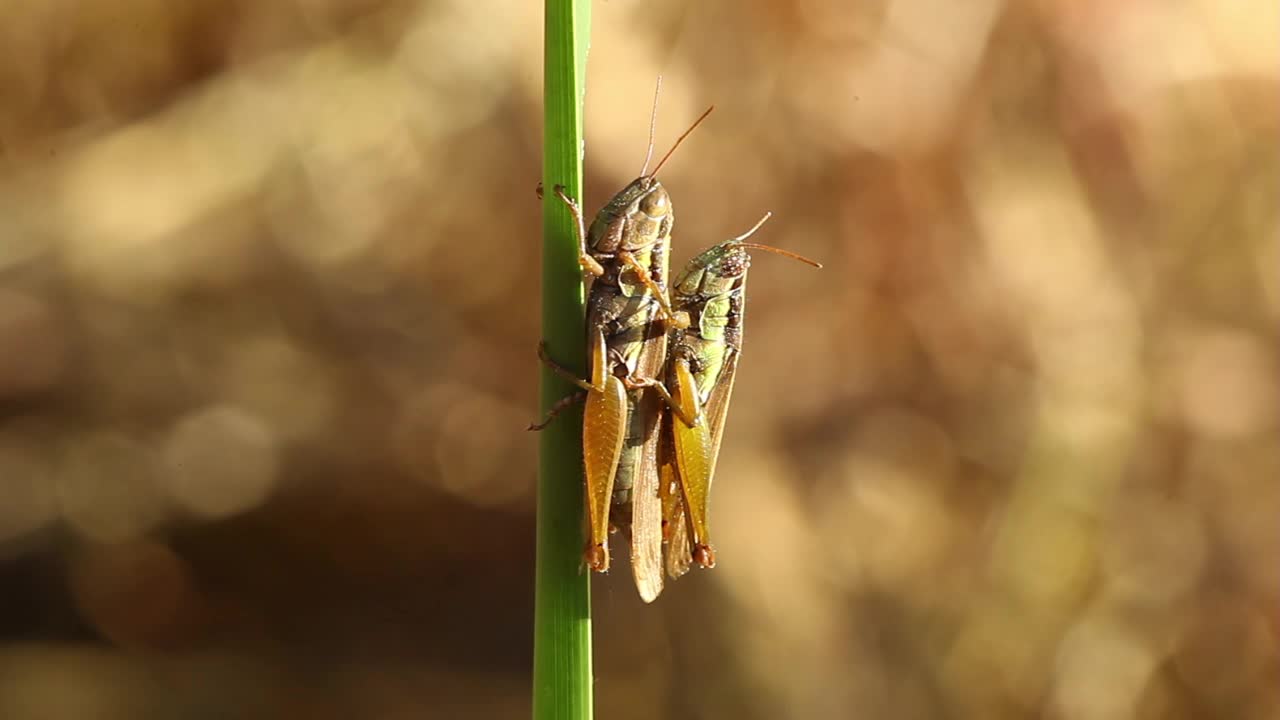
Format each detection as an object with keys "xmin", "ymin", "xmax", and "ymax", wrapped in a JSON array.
[{"xmin": 660, "ymin": 220, "xmax": 821, "ymax": 580}]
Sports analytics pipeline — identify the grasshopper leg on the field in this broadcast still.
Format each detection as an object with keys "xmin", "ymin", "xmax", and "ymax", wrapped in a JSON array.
[
  {"xmin": 535, "ymin": 334, "xmax": 628, "ymax": 573},
  {"xmin": 582, "ymin": 368, "xmax": 627, "ymax": 573},
  {"xmin": 528, "ymin": 391, "xmax": 587, "ymax": 431},
  {"xmin": 552, "ymin": 185, "xmax": 606, "ymax": 277},
  {"xmin": 693, "ymin": 544, "xmax": 716, "ymax": 568},
  {"xmin": 618, "ymin": 252, "xmax": 690, "ymax": 329},
  {"xmin": 537, "ymin": 341, "xmax": 599, "ymax": 392},
  {"xmin": 670, "ymin": 415, "xmax": 718, "ymax": 571},
  {"xmin": 662, "ymin": 357, "xmax": 718, "ymax": 569},
  {"xmin": 622, "ymin": 374, "xmax": 702, "ymax": 428}
]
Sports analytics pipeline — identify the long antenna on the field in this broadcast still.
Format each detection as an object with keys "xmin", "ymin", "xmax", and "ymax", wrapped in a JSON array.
[
  {"xmin": 728, "ymin": 214, "xmax": 823, "ymax": 267},
  {"xmin": 639, "ymin": 76, "xmax": 662, "ymax": 177},
  {"xmin": 738, "ymin": 242, "xmax": 823, "ymax": 269},
  {"xmin": 731, "ymin": 212, "xmax": 773, "ymax": 242},
  {"xmin": 648, "ymin": 105, "xmax": 714, "ymax": 178}
]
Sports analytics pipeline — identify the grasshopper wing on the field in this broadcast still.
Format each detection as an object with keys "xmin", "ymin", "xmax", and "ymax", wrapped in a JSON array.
[
  {"xmin": 628, "ymin": 392, "xmax": 665, "ymax": 602},
  {"xmin": 628, "ymin": 318, "xmax": 669, "ymax": 602},
  {"xmin": 700, "ymin": 345, "xmax": 740, "ymax": 478},
  {"xmin": 661, "ymin": 420, "xmax": 694, "ymax": 579}
]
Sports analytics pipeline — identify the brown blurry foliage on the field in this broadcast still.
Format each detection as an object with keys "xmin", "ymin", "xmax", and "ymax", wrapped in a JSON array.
[{"xmin": 0, "ymin": 0, "xmax": 1276, "ymax": 718}]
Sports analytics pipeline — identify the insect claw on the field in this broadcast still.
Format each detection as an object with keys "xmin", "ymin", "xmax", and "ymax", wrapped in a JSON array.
[
  {"xmin": 551, "ymin": 184, "xmax": 602, "ymax": 277},
  {"xmin": 585, "ymin": 544, "xmax": 610, "ymax": 573},
  {"xmin": 693, "ymin": 544, "xmax": 716, "ymax": 569},
  {"xmin": 529, "ymin": 386, "xmax": 588, "ymax": 430}
]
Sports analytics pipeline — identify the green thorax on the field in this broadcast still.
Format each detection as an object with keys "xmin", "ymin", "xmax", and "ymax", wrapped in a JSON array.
[{"xmin": 670, "ymin": 241, "xmax": 750, "ymax": 399}]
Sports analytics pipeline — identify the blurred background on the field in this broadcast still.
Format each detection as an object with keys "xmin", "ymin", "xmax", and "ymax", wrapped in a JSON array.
[{"xmin": 0, "ymin": 0, "xmax": 1276, "ymax": 718}]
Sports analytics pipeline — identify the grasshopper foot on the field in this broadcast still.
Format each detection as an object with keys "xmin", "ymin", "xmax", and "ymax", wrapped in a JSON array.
[
  {"xmin": 584, "ymin": 544, "xmax": 610, "ymax": 573},
  {"xmin": 528, "ymin": 388, "xmax": 587, "ymax": 430},
  {"xmin": 693, "ymin": 544, "xmax": 716, "ymax": 569}
]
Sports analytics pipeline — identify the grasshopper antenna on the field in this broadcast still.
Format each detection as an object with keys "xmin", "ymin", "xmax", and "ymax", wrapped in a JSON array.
[
  {"xmin": 648, "ymin": 105, "xmax": 714, "ymax": 178},
  {"xmin": 731, "ymin": 212, "xmax": 823, "ymax": 268},
  {"xmin": 731, "ymin": 212, "xmax": 772, "ymax": 242},
  {"xmin": 639, "ymin": 76, "xmax": 662, "ymax": 177},
  {"xmin": 738, "ymin": 241, "xmax": 824, "ymax": 269}
]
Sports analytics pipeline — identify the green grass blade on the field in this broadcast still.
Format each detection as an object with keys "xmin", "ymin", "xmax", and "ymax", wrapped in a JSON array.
[{"xmin": 534, "ymin": 0, "xmax": 593, "ymax": 719}]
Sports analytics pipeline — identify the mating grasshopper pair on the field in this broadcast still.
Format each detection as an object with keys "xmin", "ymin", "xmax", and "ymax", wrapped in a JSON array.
[{"xmin": 533, "ymin": 91, "xmax": 820, "ymax": 602}]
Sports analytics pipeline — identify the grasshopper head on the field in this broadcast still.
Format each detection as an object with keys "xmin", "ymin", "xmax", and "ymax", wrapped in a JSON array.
[
  {"xmin": 587, "ymin": 103, "xmax": 712, "ymax": 256},
  {"xmin": 674, "ymin": 210, "xmax": 820, "ymax": 301},
  {"xmin": 674, "ymin": 243, "xmax": 750, "ymax": 301},
  {"xmin": 589, "ymin": 176, "xmax": 673, "ymax": 255}
]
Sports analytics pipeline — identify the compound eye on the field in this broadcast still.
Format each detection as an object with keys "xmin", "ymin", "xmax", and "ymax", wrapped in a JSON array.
[{"xmin": 640, "ymin": 188, "xmax": 670, "ymax": 218}]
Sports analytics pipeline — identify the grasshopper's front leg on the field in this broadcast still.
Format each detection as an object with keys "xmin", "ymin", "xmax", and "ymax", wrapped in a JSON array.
[
  {"xmin": 617, "ymin": 252, "xmax": 691, "ymax": 329},
  {"xmin": 533, "ymin": 333, "xmax": 627, "ymax": 572},
  {"xmin": 552, "ymin": 185, "xmax": 606, "ymax": 278}
]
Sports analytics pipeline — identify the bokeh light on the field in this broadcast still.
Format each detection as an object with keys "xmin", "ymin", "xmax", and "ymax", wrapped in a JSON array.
[{"xmin": 0, "ymin": 0, "xmax": 1275, "ymax": 718}]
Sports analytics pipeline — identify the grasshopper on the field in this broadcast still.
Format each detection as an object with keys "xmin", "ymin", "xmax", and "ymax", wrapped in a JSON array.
[
  {"xmin": 532, "ymin": 84, "xmax": 712, "ymax": 600},
  {"xmin": 658, "ymin": 217, "xmax": 822, "ymax": 580}
]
